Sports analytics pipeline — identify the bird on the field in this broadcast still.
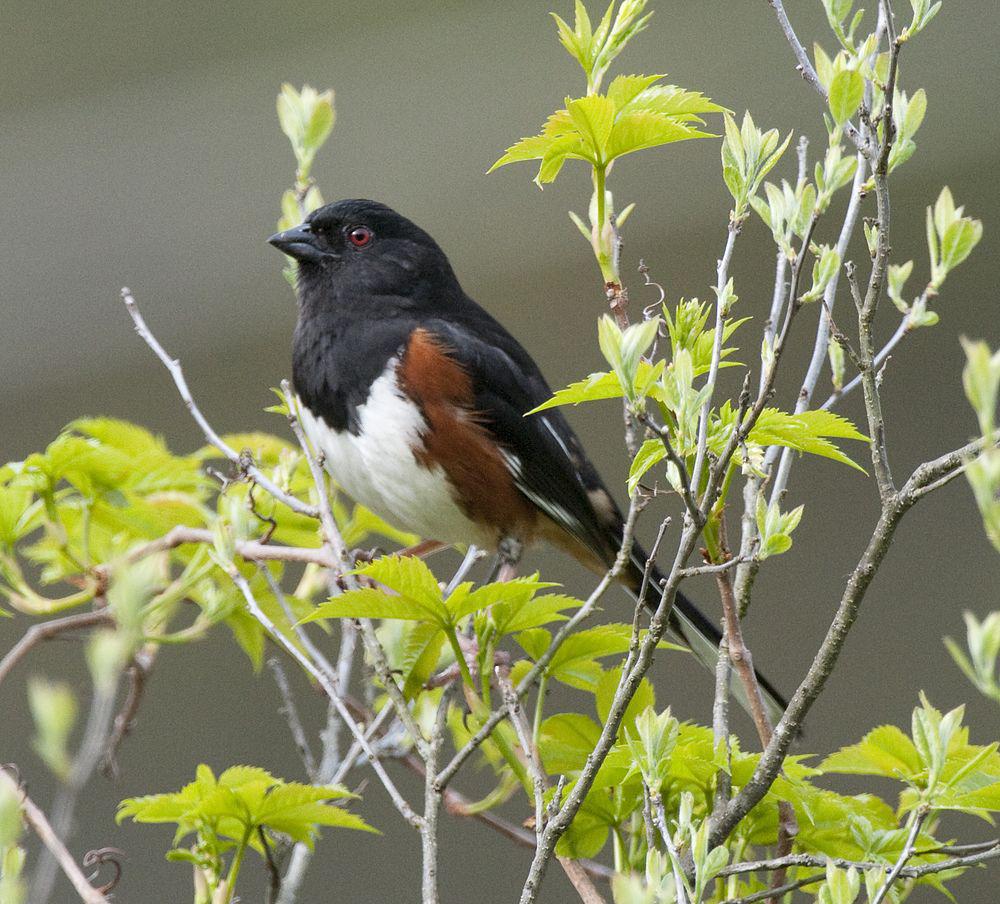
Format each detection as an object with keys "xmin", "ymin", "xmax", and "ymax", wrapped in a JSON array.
[{"xmin": 268, "ymin": 198, "xmax": 785, "ymax": 721}]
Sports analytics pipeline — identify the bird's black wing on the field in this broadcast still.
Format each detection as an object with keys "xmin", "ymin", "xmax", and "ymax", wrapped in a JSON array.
[{"xmin": 427, "ymin": 311, "xmax": 624, "ymax": 566}]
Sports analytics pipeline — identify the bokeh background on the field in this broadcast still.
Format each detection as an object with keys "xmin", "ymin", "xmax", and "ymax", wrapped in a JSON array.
[{"xmin": 2, "ymin": 2, "xmax": 998, "ymax": 901}]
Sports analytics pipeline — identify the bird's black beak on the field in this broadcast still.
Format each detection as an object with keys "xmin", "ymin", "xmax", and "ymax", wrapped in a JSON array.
[{"xmin": 267, "ymin": 223, "xmax": 332, "ymax": 264}]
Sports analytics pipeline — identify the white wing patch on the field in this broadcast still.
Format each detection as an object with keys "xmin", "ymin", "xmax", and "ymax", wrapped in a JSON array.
[{"xmin": 500, "ymin": 448, "xmax": 582, "ymax": 535}]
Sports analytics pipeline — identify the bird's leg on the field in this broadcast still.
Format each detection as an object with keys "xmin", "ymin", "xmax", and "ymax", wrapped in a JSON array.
[{"xmin": 495, "ymin": 537, "xmax": 523, "ymax": 583}]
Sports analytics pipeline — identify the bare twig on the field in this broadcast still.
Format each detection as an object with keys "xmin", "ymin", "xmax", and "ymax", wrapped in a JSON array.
[
  {"xmin": 268, "ymin": 657, "xmax": 317, "ymax": 779},
  {"xmin": 356, "ymin": 618, "xmax": 431, "ymax": 758},
  {"xmin": 652, "ymin": 792, "xmax": 691, "ymax": 904},
  {"xmin": 711, "ymin": 521, "xmax": 798, "ymax": 903},
  {"xmin": 120, "ymin": 288, "xmax": 318, "ymax": 519},
  {"xmin": 556, "ymin": 857, "xmax": 608, "ymax": 904},
  {"xmin": 679, "ymin": 557, "xmax": 745, "ymax": 578},
  {"xmin": 870, "ymin": 806, "xmax": 929, "ymax": 904},
  {"xmin": 518, "ymin": 507, "xmax": 706, "ymax": 903},
  {"xmin": 0, "ymin": 609, "xmax": 113, "ymax": 690},
  {"xmin": 279, "ymin": 381, "xmax": 351, "ymax": 568},
  {"xmin": 719, "ymin": 841, "xmax": 1000, "ymax": 879},
  {"xmin": 0, "ymin": 768, "xmax": 110, "ymax": 904},
  {"xmin": 691, "ymin": 220, "xmax": 741, "ymax": 503},
  {"xmin": 822, "ymin": 316, "xmax": 909, "ymax": 410},
  {"xmin": 761, "ymin": 251, "xmax": 789, "ymax": 392},
  {"xmin": 421, "ymin": 688, "xmax": 450, "ymax": 904},
  {"xmin": 228, "ymin": 568, "xmax": 422, "ymax": 828},
  {"xmin": 127, "ymin": 525, "xmax": 339, "ymax": 569},
  {"xmin": 101, "ymin": 644, "xmax": 157, "ymax": 778},
  {"xmin": 637, "ymin": 413, "xmax": 701, "ymax": 524},
  {"xmin": 721, "ymin": 873, "xmax": 824, "ymax": 904}
]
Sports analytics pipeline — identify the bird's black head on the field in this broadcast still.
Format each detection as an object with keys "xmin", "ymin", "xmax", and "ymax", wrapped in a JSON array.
[{"xmin": 268, "ymin": 199, "xmax": 461, "ymax": 308}]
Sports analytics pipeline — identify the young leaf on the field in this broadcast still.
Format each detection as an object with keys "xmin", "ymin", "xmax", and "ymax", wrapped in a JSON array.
[
  {"xmin": 27, "ymin": 678, "xmax": 77, "ymax": 780},
  {"xmin": 829, "ymin": 69, "xmax": 864, "ymax": 125}
]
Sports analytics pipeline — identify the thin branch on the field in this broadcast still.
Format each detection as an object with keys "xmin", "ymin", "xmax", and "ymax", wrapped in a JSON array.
[
  {"xmin": 518, "ymin": 510, "xmax": 705, "ymax": 903},
  {"xmin": 708, "ymin": 497, "xmax": 908, "ymax": 848},
  {"xmin": 420, "ymin": 688, "xmax": 450, "ymax": 904},
  {"xmin": 856, "ymin": 30, "xmax": 904, "ymax": 504},
  {"xmin": 637, "ymin": 413, "xmax": 701, "ymax": 524},
  {"xmin": 356, "ymin": 618, "xmax": 431, "ymax": 759},
  {"xmin": 0, "ymin": 609, "xmax": 114, "ymax": 690},
  {"xmin": 279, "ymin": 381, "xmax": 350, "ymax": 567},
  {"xmin": 268, "ymin": 657, "xmax": 317, "ymax": 780},
  {"xmin": 871, "ymin": 806, "xmax": 929, "ymax": 904},
  {"xmin": 902, "ymin": 431, "xmax": 1000, "ymax": 503},
  {"xmin": 719, "ymin": 842, "xmax": 1000, "ymax": 879},
  {"xmin": 652, "ymin": 792, "xmax": 691, "ymax": 904},
  {"xmin": 761, "ymin": 251, "xmax": 789, "ymax": 393},
  {"xmin": 822, "ymin": 316, "xmax": 909, "ymax": 410},
  {"xmin": 691, "ymin": 220, "xmax": 741, "ymax": 501},
  {"xmin": 711, "ymin": 521, "xmax": 798, "ymax": 903},
  {"xmin": 0, "ymin": 768, "xmax": 110, "ymax": 904},
  {"xmin": 555, "ymin": 857, "xmax": 607, "ymax": 904},
  {"xmin": 120, "ymin": 288, "xmax": 318, "ymax": 519},
  {"xmin": 498, "ymin": 673, "xmax": 546, "ymax": 846},
  {"xmin": 721, "ymin": 873, "xmax": 824, "ymax": 904},
  {"xmin": 228, "ymin": 568, "xmax": 422, "ymax": 828},
  {"xmin": 498, "ymin": 671, "xmax": 606, "ymax": 904},
  {"xmin": 127, "ymin": 525, "xmax": 339, "ymax": 569},
  {"xmin": 712, "ymin": 631, "xmax": 732, "ymax": 812},
  {"xmin": 679, "ymin": 557, "xmax": 746, "ymax": 579},
  {"xmin": 101, "ymin": 644, "xmax": 157, "ymax": 778}
]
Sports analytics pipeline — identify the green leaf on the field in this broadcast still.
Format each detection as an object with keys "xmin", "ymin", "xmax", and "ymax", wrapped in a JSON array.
[
  {"xmin": 528, "ymin": 361, "xmax": 664, "ymax": 413},
  {"xmin": 940, "ymin": 218, "xmax": 984, "ymax": 274},
  {"xmin": 829, "ymin": 69, "xmax": 864, "ymax": 125},
  {"xmin": 819, "ymin": 725, "xmax": 922, "ymax": 779},
  {"xmin": 623, "ymin": 705, "xmax": 679, "ymax": 793},
  {"xmin": 527, "ymin": 624, "xmax": 683, "ymax": 691},
  {"xmin": 961, "ymin": 337, "xmax": 1000, "ymax": 435},
  {"xmin": 607, "ymin": 112, "xmax": 710, "ymax": 160},
  {"xmin": 449, "ymin": 574, "xmax": 557, "ymax": 623},
  {"xmin": 301, "ymin": 587, "xmax": 441, "ymax": 623},
  {"xmin": 118, "ymin": 764, "xmax": 375, "ymax": 876},
  {"xmin": 356, "ymin": 554, "xmax": 442, "ymax": 606},
  {"xmin": 539, "ymin": 713, "xmax": 602, "ymax": 774},
  {"xmin": 595, "ymin": 667, "xmax": 655, "ymax": 728},
  {"xmin": 491, "ymin": 591, "xmax": 581, "ymax": 636},
  {"xmin": 401, "ymin": 621, "xmax": 446, "ymax": 697},
  {"xmin": 945, "ymin": 611, "xmax": 1000, "ymax": 702},
  {"xmin": 628, "ymin": 439, "xmax": 667, "ymax": 495},
  {"xmin": 566, "ymin": 95, "xmax": 616, "ymax": 161},
  {"xmin": 28, "ymin": 678, "xmax": 77, "ymax": 780}
]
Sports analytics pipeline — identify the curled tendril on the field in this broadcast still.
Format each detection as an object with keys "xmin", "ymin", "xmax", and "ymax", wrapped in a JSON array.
[{"xmin": 83, "ymin": 847, "xmax": 126, "ymax": 895}]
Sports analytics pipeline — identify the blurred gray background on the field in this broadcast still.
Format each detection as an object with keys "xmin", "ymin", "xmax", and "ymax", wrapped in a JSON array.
[{"xmin": 2, "ymin": 1, "xmax": 998, "ymax": 901}]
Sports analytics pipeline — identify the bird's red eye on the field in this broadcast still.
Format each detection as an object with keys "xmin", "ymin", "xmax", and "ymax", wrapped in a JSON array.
[{"xmin": 348, "ymin": 226, "xmax": 373, "ymax": 248}]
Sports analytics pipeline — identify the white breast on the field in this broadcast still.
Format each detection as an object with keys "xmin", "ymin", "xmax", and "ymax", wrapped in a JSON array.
[{"xmin": 297, "ymin": 363, "xmax": 493, "ymax": 548}]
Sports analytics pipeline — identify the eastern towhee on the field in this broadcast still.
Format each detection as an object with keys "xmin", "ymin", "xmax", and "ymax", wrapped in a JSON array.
[{"xmin": 269, "ymin": 199, "xmax": 784, "ymax": 720}]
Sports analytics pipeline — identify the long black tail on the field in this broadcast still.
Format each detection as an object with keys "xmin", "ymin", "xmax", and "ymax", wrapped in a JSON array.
[{"xmin": 624, "ymin": 545, "xmax": 787, "ymax": 725}]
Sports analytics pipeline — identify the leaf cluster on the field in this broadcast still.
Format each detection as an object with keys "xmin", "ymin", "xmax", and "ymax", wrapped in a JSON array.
[{"xmin": 118, "ymin": 765, "xmax": 372, "ymax": 902}]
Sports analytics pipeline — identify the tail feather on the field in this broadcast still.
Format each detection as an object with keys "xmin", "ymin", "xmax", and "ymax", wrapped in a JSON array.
[{"xmin": 625, "ymin": 545, "xmax": 787, "ymax": 725}]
